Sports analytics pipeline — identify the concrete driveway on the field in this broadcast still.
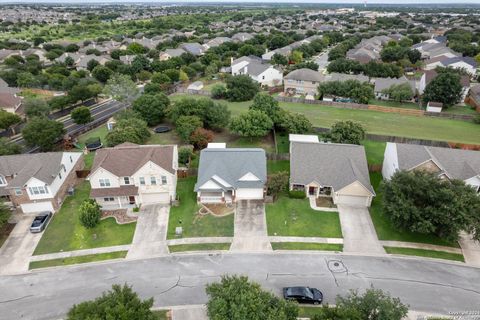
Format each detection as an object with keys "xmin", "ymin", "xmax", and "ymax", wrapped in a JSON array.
[
  {"xmin": 338, "ymin": 205, "xmax": 385, "ymax": 254},
  {"xmin": 230, "ymin": 200, "xmax": 272, "ymax": 252},
  {"xmin": 0, "ymin": 214, "xmax": 43, "ymax": 275},
  {"xmin": 126, "ymin": 204, "xmax": 169, "ymax": 259}
]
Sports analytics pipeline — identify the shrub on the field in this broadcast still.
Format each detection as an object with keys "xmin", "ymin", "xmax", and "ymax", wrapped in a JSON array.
[
  {"xmin": 288, "ymin": 190, "xmax": 306, "ymax": 199},
  {"xmin": 178, "ymin": 146, "xmax": 194, "ymax": 166},
  {"xmin": 79, "ymin": 199, "xmax": 101, "ymax": 229},
  {"xmin": 474, "ymin": 114, "xmax": 480, "ymax": 124},
  {"xmin": 189, "ymin": 127, "xmax": 214, "ymax": 149},
  {"xmin": 211, "ymin": 84, "xmax": 227, "ymax": 99}
]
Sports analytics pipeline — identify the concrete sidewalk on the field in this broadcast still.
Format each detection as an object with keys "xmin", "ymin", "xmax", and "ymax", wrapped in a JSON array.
[
  {"xmin": 459, "ymin": 232, "xmax": 480, "ymax": 267},
  {"xmin": 171, "ymin": 305, "xmax": 208, "ymax": 320}
]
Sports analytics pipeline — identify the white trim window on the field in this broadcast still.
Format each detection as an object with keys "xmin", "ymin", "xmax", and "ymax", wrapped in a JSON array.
[
  {"xmin": 29, "ymin": 186, "xmax": 49, "ymax": 195},
  {"xmin": 139, "ymin": 177, "xmax": 145, "ymax": 185},
  {"xmin": 161, "ymin": 176, "xmax": 167, "ymax": 185},
  {"xmin": 103, "ymin": 197, "xmax": 114, "ymax": 202},
  {"xmin": 0, "ymin": 175, "xmax": 6, "ymax": 186},
  {"xmin": 99, "ymin": 178, "xmax": 111, "ymax": 187},
  {"xmin": 14, "ymin": 188, "xmax": 22, "ymax": 196},
  {"xmin": 150, "ymin": 177, "xmax": 157, "ymax": 185},
  {"xmin": 124, "ymin": 177, "xmax": 130, "ymax": 185}
]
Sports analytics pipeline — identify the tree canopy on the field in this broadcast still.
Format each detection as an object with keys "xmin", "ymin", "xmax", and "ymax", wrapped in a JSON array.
[
  {"xmin": 71, "ymin": 106, "xmax": 93, "ymax": 125},
  {"xmin": 103, "ymin": 73, "xmax": 139, "ymax": 104},
  {"xmin": 106, "ymin": 117, "xmax": 151, "ymax": 147},
  {"xmin": 132, "ymin": 93, "xmax": 170, "ymax": 126},
  {"xmin": 230, "ymin": 110, "xmax": 273, "ymax": 139},
  {"xmin": 329, "ymin": 121, "xmax": 365, "ymax": 145},
  {"xmin": 423, "ymin": 71, "xmax": 463, "ymax": 107},
  {"xmin": 225, "ymin": 75, "xmax": 260, "ymax": 102},
  {"xmin": 22, "ymin": 117, "xmax": 65, "ymax": 151}
]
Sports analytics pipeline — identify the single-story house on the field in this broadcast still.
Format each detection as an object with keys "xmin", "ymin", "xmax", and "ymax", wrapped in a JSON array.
[
  {"xmin": 284, "ymin": 68, "xmax": 323, "ymax": 96},
  {"xmin": 231, "ymin": 33, "xmax": 254, "ymax": 42},
  {"xmin": 382, "ymin": 142, "xmax": 480, "ymax": 192},
  {"xmin": 372, "ymin": 76, "xmax": 415, "ymax": 100},
  {"xmin": 87, "ymin": 143, "xmax": 178, "ymax": 209},
  {"xmin": 0, "ymin": 91, "xmax": 22, "ymax": 114},
  {"xmin": 194, "ymin": 144, "xmax": 266, "ymax": 204},
  {"xmin": 0, "ymin": 152, "xmax": 84, "ymax": 213},
  {"xmin": 231, "ymin": 56, "xmax": 283, "ymax": 87},
  {"xmin": 290, "ymin": 135, "xmax": 375, "ymax": 207},
  {"xmin": 179, "ymin": 43, "xmax": 206, "ymax": 56},
  {"xmin": 159, "ymin": 48, "xmax": 186, "ymax": 61}
]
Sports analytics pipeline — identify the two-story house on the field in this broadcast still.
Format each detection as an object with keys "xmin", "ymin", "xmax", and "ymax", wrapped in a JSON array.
[
  {"xmin": 87, "ymin": 143, "xmax": 178, "ymax": 209},
  {"xmin": 231, "ymin": 56, "xmax": 283, "ymax": 87},
  {"xmin": 0, "ymin": 152, "xmax": 83, "ymax": 213}
]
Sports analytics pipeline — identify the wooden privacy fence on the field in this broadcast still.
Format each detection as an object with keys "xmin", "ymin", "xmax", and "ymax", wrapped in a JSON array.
[
  {"xmin": 276, "ymin": 96, "xmax": 368, "ymax": 109},
  {"xmin": 367, "ymin": 104, "xmax": 424, "ymax": 116}
]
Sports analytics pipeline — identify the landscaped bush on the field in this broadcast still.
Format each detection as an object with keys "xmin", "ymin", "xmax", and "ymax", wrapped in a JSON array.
[
  {"xmin": 211, "ymin": 84, "xmax": 227, "ymax": 99},
  {"xmin": 288, "ymin": 190, "xmax": 306, "ymax": 199},
  {"xmin": 178, "ymin": 146, "xmax": 194, "ymax": 166},
  {"xmin": 79, "ymin": 199, "xmax": 101, "ymax": 229}
]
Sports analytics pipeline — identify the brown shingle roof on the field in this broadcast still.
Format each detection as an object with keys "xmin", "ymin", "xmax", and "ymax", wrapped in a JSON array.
[
  {"xmin": 91, "ymin": 143, "xmax": 176, "ymax": 177},
  {"xmin": 0, "ymin": 92, "xmax": 21, "ymax": 110}
]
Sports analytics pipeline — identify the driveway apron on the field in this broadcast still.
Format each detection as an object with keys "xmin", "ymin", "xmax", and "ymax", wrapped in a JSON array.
[
  {"xmin": 338, "ymin": 205, "xmax": 385, "ymax": 254},
  {"xmin": 0, "ymin": 215, "xmax": 43, "ymax": 275},
  {"xmin": 126, "ymin": 204, "xmax": 169, "ymax": 259},
  {"xmin": 230, "ymin": 200, "xmax": 272, "ymax": 252}
]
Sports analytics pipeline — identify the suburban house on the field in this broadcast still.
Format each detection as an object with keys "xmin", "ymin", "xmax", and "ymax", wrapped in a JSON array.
[
  {"xmin": 419, "ymin": 69, "xmax": 470, "ymax": 101},
  {"xmin": 159, "ymin": 48, "xmax": 186, "ymax": 61},
  {"xmin": 424, "ymin": 56, "xmax": 477, "ymax": 76},
  {"xmin": 284, "ymin": 68, "xmax": 323, "ymax": 96},
  {"xmin": 194, "ymin": 144, "xmax": 266, "ymax": 204},
  {"xmin": 382, "ymin": 143, "xmax": 480, "ymax": 193},
  {"xmin": 412, "ymin": 42, "xmax": 458, "ymax": 60},
  {"xmin": 0, "ymin": 80, "xmax": 23, "ymax": 114},
  {"xmin": 289, "ymin": 135, "xmax": 375, "ymax": 207},
  {"xmin": 372, "ymin": 76, "xmax": 416, "ymax": 100},
  {"xmin": 204, "ymin": 37, "xmax": 231, "ymax": 49},
  {"xmin": 0, "ymin": 152, "xmax": 84, "ymax": 213},
  {"xmin": 179, "ymin": 43, "xmax": 206, "ymax": 56},
  {"xmin": 231, "ymin": 56, "xmax": 283, "ymax": 87},
  {"xmin": 87, "ymin": 143, "xmax": 178, "ymax": 209},
  {"xmin": 467, "ymin": 84, "xmax": 480, "ymax": 112},
  {"xmin": 231, "ymin": 32, "xmax": 253, "ymax": 42}
]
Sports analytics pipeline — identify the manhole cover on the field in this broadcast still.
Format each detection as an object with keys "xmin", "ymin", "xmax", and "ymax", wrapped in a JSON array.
[{"xmin": 327, "ymin": 260, "xmax": 347, "ymax": 273}]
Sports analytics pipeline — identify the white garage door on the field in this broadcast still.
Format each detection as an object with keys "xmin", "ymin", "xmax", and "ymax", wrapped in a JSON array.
[
  {"xmin": 335, "ymin": 195, "xmax": 369, "ymax": 207},
  {"xmin": 142, "ymin": 193, "xmax": 170, "ymax": 204},
  {"xmin": 21, "ymin": 201, "xmax": 54, "ymax": 213},
  {"xmin": 236, "ymin": 188, "xmax": 264, "ymax": 200}
]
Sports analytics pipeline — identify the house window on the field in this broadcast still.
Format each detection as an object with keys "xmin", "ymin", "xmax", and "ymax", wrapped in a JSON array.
[
  {"xmin": 29, "ymin": 186, "xmax": 48, "ymax": 195},
  {"xmin": 70, "ymin": 156, "xmax": 73, "ymax": 163},
  {"xmin": 99, "ymin": 179, "xmax": 111, "ymax": 187},
  {"xmin": 63, "ymin": 166, "xmax": 66, "ymax": 173},
  {"xmin": 150, "ymin": 177, "xmax": 157, "ymax": 185},
  {"xmin": 58, "ymin": 172, "xmax": 62, "ymax": 179},
  {"xmin": 161, "ymin": 176, "xmax": 167, "ymax": 185},
  {"xmin": 0, "ymin": 176, "xmax": 6, "ymax": 186},
  {"xmin": 103, "ymin": 197, "xmax": 114, "ymax": 202},
  {"xmin": 124, "ymin": 177, "xmax": 130, "ymax": 185},
  {"xmin": 14, "ymin": 188, "xmax": 23, "ymax": 196},
  {"xmin": 262, "ymin": 75, "xmax": 265, "ymax": 80},
  {"xmin": 139, "ymin": 177, "xmax": 145, "ymax": 185}
]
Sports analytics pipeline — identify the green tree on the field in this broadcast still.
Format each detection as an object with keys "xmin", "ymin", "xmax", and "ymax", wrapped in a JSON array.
[
  {"xmin": 22, "ymin": 117, "xmax": 65, "ymax": 151},
  {"xmin": 0, "ymin": 201, "xmax": 11, "ymax": 229},
  {"xmin": 103, "ymin": 73, "xmax": 139, "ymax": 104},
  {"xmin": 175, "ymin": 115, "xmax": 203, "ymax": 142},
  {"xmin": 71, "ymin": 106, "xmax": 93, "ymax": 125},
  {"xmin": 279, "ymin": 111, "xmax": 312, "ymax": 134},
  {"xmin": 271, "ymin": 53, "xmax": 288, "ymax": 66},
  {"xmin": 211, "ymin": 84, "xmax": 227, "ymax": 99},
  {"xmin": 48, "ymin": 96, "xmax": 71, "ymax": 111},
  {"xmin": 230, "ymin": 110, "xmax": 273, "ymax": 139},
  {"xmin": 0, "ymin": 111, "xmax": 21, "ymax": 134},
  {"xmin": 169, "ymin": 97, "xmax": 230, "ymax": 131},
  {"xmin": 0, "ymin": 137, "xmax": 22, "ymax": 155},
  {"xmin": 127, "ymin": 43, "xmax": 148, "ymax": 54},
  {"xmin": 423, "ymin": 71, "xmax": 463, "ymax": 107},
  {"xmin": 24, "ymin": 98, "xmax": 51, "ymax": 119},
  {"xmin": 382, "ymin": 83, "xmax": 414, "ymax": 102},
  {"xmin": 178, "ymin": 146, "xmax": 193, "ymax": 166},
  {"xmin": 289, "ymin": 50, "xmax": 303, "ymax": 64},
  {"xmin": 250, "ymin": 93, "xmax": 282, "ymax": 124},
  {"xmin": 67, "ymin": 284, "xmax": 155, "ymax": 320},
  {"xmin": 226, "ymin": 75, "xmax": 260, "ymax": 102},
  {"xmin": 189, "ymin": 127, "xmax": 214, "ymax": 149},
  {"xmin": 86, "ymin": 59, "xmax": 100, "ymax": 72},
  {"xmin": 383, "ymin": 170, "xmax": 480, "ymax": 242},
  {"xmin": 106, "ymin": 118, "xmax": 151, "ymax": 147},
  {"xmin": 151, "ymin": 72, "xmax": 171, "ymax": 85},
  {"xmin": 132, "ymin": 93, "xmax": 170, "ymax": 126},
  {"xmin": 78, "ymin": 199, "xmax": 101, "ymax": 229},
  {"xmin": 206, "ymin": 275, "xmax": 298, "ymax": 320},
  {"xmin": 329, "ymin": 121, "xmax": 365, "ymax": 145},
  {"xmin": 267, "ymin": 171, "xmax": 289, "ymax": 200},
  {"xmin": 92, "ymin": 65, "xmax": 113, "ymax": 83}
]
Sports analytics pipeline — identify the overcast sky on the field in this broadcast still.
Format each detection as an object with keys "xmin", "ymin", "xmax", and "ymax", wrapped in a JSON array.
[{"xmin": 0, "ymin": 0, "xmax": 479, "ymax": 4}]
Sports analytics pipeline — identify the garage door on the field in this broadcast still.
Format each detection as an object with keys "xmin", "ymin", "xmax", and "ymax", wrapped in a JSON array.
[
  {"xmin": 141, "ymin": 193, "xmax": 170, "ymax": 204},
  {"xmin": 236, "ymin": 188, "xmax": 264, "ymax": 200},
  {"xmin": 20, "ymin": 201, "xmax": 54, "ymax": 213},
  {"xmin": 335, "ymin": 195, "xmax": 369, "ymax": 207}
]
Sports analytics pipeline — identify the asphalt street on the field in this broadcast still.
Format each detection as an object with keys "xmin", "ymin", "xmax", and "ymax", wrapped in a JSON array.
[{"xmin": 0, "ymin": 253, "xmax": 479, "ymax": 320}]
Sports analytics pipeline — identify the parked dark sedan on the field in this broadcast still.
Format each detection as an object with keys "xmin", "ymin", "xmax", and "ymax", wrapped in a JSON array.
[
  {"xmin": 283, "ymin": 286, "xmax": 323, "ymax": 304},
  {"xmin": 29, "ymin": 212, "xmax": 52, "ymax": 233}
]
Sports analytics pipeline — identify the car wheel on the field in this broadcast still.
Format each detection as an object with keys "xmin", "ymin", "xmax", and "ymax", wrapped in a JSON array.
[{"xmin": 314, "ymin": 301, "xmax": 319, "ymax": 305}]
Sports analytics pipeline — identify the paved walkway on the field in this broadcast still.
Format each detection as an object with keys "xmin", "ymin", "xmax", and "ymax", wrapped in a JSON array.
[
  {"xmin": 459, "ymin": 232, "xmax": 480, "ymax": 267},
  {"xmin": 269, "ymin": 236, "xmax": 343, "ymax": 244},
  {"xmin": 126, "ymin": 204, "xmax": 169, "ymax": 259},
  {"xmin": 308, "ymin": 197, "xmax": 339, "ymax": 212},
  {"xmin": 167, "ymin": 237, "xmax": 233, "ymax": 246},
  {"xmin": 380, "ymin": 241, "xmax": 462, "ymax": 254},
  {"xmin": 0, "ymin": 215, "xmax": 42, "ymax": 275},
  {"xmin": 338, "ymin": 205, "xmax": 385, "ymax": 254},
  {"xmin": 30, "ymin": 244, "xmax": 131, "ymax": 262},
  {"xmin": 230, "ymin": 200, "xmax": 272, "ymax": 252}
]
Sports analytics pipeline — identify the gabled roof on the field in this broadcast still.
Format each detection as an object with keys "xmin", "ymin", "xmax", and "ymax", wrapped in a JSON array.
[
  {"xmin": 194, "ymin": 148, "xmax": 267, "ymax": 192},
  {"xmin": 0, "ymin": 92, "xmax": 22, "ymax": 110},
  {"xmin": 284, "ymin": 68, "xmax": 323, "ymax": 82},
  {"xmin": 163, "ymin": 48, "xmax": 186, "ymax": 57},
  {"xmin": 90, "ymin": 143, "xmax": 176, "ymax": 177},
  {"xmin": 373, "ymin": 76, "xmax": 415, "ymax": 93},
  {"xmin": 393, "ymin": 143, "xmax": 480, "ymax": 181},
  {"xmin": 290, "ymin": 142, "xmax": 374, "ymax": 194}
]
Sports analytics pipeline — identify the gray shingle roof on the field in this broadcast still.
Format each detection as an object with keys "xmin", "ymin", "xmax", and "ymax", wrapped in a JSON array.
[
  {"xmin": 395, "ymin": 143, "xmax": 480, "ymax": 180},
  {"xmin": 284, "ymin": 68, "xmax": 323, "ymax": 82},
  {"xmin": 194, "ymin": 148, "xmax": 266, "ymax": 192},
  {"xmin": 290, "ymin": 142, "xmax": 374, "ymax": 194}
]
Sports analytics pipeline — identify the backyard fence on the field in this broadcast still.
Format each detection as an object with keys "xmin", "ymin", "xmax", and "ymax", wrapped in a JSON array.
[
  {"xmin": 275, "ymin": 96, "xmax": 369, "ymax": 109},
  {"xmin": 266, "ymin": 153, "xmax": 290, "ymax": 161}
]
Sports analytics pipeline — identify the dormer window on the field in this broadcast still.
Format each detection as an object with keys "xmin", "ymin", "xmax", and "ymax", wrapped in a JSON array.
[
  {"xmin": 0, "ymin": 176, "xmax": 6, "ymax": 186},
  {"xmin": 124, "ymin": 177, "xmax": 130, "ymax": 185}
]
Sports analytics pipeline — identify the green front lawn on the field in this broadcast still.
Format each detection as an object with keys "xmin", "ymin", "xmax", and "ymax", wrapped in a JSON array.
[
  {"xmin": 369, "ymin": 173, "xmax": 459, "ymax": 248},
  {"xmin": 29, "ymin": 251, "xmax": 127, "ymax": 269},
  {"xmin": 168, "ymin": 243, "xmax": 231, "ymax": 252},
  {"xmin": 33, "ymin": 182, "xmax": 137, "ymax": 255},
  {"xmin": 362, "ymin": 140, "xmax": 386, "ymax": 166},
  {"xmin": 167, "ymin": 177, "xmax": 234, "ymax": 239},
  {"xmin": 384, "ymin": 247, "xmax": 465, "ymax": 262},
  {"xmin": 271, "ymin": 242, "xmax": 343, "ymax": 251},
  {"xmin": 173, "ymin": 94, "xmax": 480, "ymax": 145},
  {"xmin": 266, "ymin": 196, "xmax": 342, "ymax": 238},
  {"xmin": 267, "ymin": 160, "xmax": 290, "ymax": 174}
]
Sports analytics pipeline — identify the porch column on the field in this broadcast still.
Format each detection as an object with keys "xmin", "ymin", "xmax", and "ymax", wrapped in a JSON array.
[
  {"xmin": 221, "ymin": 191, "xmax": 225, "ymax": 202},
  {"xmin": 117, "ymin": 197, "xmax": 122, "ymax": 209}
]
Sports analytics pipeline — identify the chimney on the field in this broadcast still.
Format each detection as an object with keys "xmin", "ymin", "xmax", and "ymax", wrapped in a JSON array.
[{"xmin": 230, "ymin": 57, "xmax": 234, "ymax": 65}]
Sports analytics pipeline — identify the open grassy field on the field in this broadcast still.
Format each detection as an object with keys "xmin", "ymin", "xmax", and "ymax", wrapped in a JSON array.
[{"xmin": 172, "ymin": 94, "xmax": 480, "ymax": 144}]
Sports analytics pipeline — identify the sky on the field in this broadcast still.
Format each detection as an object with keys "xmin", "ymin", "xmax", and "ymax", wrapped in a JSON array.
[{"xmin": 0, "ymin": 0, "xmax": 479, "ymax": 3}]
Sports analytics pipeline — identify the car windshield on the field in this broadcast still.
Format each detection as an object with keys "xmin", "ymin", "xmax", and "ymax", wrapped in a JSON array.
[{"xmin": 302, "ymin": 288, "xmax": 314, "ymax": 299}]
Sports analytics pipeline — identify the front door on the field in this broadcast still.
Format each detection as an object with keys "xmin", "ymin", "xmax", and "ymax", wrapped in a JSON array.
[
  {"xmin": 128, "ymin": 196, "xmax": 136, "ymax": 204},
  {"xmin": 308, "ymin": 186, "xmax": 316, "ymax": 196}
]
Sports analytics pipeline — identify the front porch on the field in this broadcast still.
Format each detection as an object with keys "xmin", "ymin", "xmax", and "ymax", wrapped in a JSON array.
[
  {"xmin": 197, "ymin": 190, "xmax": 233, "ymax": 204},
  {"xmin": 291, "ymin": 183, "xmax": 333, "ymax": 198}
]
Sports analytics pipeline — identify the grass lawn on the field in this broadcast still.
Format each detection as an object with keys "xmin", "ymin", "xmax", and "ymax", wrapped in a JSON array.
[
  {"xmin": 271, "ymin": 242, "xmax": 343, "ymax": 251},
  {"xmin": 369, "ymin": 99, "xmax": 421, "ymax": 109},
  {"xmin": 168, "ymin": 243, "xmax": 231, "ymax": 252},
  {"xmin": 33, "ymin": 182, "xmax": 137, "ymax": 255},
  {"xmin": 172, "ymin": 94, "xmax": 480, "ymax": 145},
  {"xmin": 266, "ymin": 196, "xmax": 342, "ymax": 238},
  {"xmin": 267, "ymin": 160, "xmax": 290, "ymax": 174},
  {"xmin": 298, "ymin": 306, "xmax": 323, "ymax": 318},
  {"xmin": 29, "ymin": 251, "xmax": 127, "ymax": 269},
  {"xmin": 212, "ymin": 130, "xmax": 275, "ymax": 153},
  {"xmin": 0, "ymin": 223, "xmax": 15, "ymax": 250},
  {"xmin": 362, "ymin": 140, "xmax": 386, "ymax": 166},
  {"xmin": 152, "ymin": 310, "xmax": 168, "ymax": 320},
  {"xmin": 442, "ymin": 105, "xmax": 478, "ymax": 116},
  {"xmin": 369, "ymin": 173, "xmax": 459, "ymax": 248},
  {"xmin": 146, "ymin": 128, "xmax": 181, "ymax": 145},
  {"xmin": 77, "ymin": 125, "xmax": 109, "ymax": 148},
  {"xmin": 384, "ymin": 247, "xmax": 465, "ymax": 262},
  {"xmin": 167, "ymin": 177, "xmax": 234, "ymax": 239},
  {"xmin": 275, "ymin": 131, "xmax": 290, "ymax": 153}
]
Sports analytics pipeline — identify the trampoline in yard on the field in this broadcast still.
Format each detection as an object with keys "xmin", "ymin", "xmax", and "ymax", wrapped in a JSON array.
[
  {"xmin": 85, "ymin": 137, "xmax": 103, "ymax": 151},
  {"xmin": 154, "ymin": 126, "xmax": 171, "ymax": 133}
]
